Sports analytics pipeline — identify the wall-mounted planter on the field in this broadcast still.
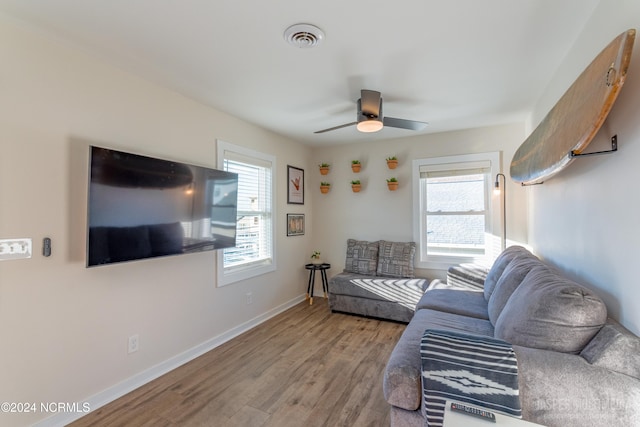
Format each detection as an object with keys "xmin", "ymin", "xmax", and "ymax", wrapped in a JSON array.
[
  {"xmin": 387, "ymin": 179, "xmax": 398, "ymax": 191},
  {"xmin": 351, "ymin": 184, "xmax": 362, "ymax": 193},
  {"xmin": 386, "ymin": 158, "xmax": 398, "ymax": 169},
  {"xmin": 351, "ymin": 161, "xmax": 361, "ymax": 173},
  {"xmin": 320, "ymin": 183, "xmax": 331, "ymax": 194},
  {"xmin": 319, "ymin": 164, "xmax": 330, "ymax": 175}
]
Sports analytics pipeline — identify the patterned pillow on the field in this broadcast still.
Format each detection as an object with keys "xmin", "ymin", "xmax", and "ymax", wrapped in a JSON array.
[
  {"xmin": 376, "ymin": 240, "xmax": 416, "ymax": 278},
  {"xmin": 421, "ymin": 329, "xmax": 521, "ymax": 427},
  {"xmin": 344, "ymin": 239, "xmax": 379, "ymax": 275}
]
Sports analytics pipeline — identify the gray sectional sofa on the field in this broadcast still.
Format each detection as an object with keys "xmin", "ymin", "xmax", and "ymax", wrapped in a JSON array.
[{"xmin": 383, "ymin": 245, "xmax": 640, "ymax": 426}]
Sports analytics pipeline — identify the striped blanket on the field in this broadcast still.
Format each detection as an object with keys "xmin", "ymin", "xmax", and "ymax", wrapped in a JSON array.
[{"xmin": 421, "ymin": 329, "xmax": 521, "ymax": 427}]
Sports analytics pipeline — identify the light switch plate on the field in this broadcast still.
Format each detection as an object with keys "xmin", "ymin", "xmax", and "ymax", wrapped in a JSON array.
[{"xmin": 0, "ymin": 238, "xmax": 32, "ymax": 261}]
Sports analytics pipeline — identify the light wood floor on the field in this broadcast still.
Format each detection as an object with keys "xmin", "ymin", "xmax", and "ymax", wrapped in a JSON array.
[{"xmin": 69, "ymin": 299, "xmax": 406, "ymax": 427}]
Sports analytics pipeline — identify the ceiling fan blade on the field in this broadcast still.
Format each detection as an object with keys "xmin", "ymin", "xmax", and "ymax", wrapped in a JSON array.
[
  {"xmin": 360, "ymin": 90, "xmax": 381, "ymax": 117},
  {"xmin": 383, "ymin": 116, "xmax": 429, "ymax": 131},
  {"xmin": 314, "ymin": 122, "xmax": 357, "ymax": 134}
]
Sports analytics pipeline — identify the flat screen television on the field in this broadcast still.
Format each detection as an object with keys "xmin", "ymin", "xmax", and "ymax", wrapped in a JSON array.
[{"xmin": 86, "ymin": 146, "xmax": 238, "ymax": 267}]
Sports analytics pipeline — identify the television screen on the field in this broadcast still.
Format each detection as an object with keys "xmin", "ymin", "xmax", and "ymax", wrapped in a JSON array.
[{"xmin": 87, "ymin": 146, "xmax": 238, "ymax": 267}]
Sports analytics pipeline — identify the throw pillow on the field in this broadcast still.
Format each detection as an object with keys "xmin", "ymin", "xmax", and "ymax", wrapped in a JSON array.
[
  {"xmin": 376, "ymin": 240, "xmax": 416, "ymax": 278},
  {"xmin": 344, "ymin": 239, "xmax": 379, "ymax": 275},
  {"xmin": 494, "ymin": 266, "xmax": 607, "ymax": 354},
  {"xmin": 421, "ymin": 329, "xmax": 521, "ymax": 427}
]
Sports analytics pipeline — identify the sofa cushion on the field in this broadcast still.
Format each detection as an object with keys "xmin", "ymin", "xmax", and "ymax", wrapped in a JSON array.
[
  {"xmin": 494, "ymin": 267, "xmax": 607, "ymax": 353},
  {"xmin": 487, "ymin": 257, "xmax": 540, "ymax": 325},
  {"xmin": 376, "ymin": 240, "xmax": 416, "ymax": 278},
  {"xmin": 421, "ymin": 329, "xmax": 521, "ymax": 426},
  {"xmin": 416, "ymin": 288, "xmax": 489, "ymax": 320},
  {"xmin": 328, "ymin": 272, "xmax": 427, "ymax": 307},
  {"xmin": 580, "ymin": 319, "xmax": 640, "ymax": 379},
  {"xmin": 344, "ymin": 239, "xmax": 379, "ymax": 275},
  {"xmin": 484, "ymin": 245, "xmax": 533, "ymax": 301},
  {"xmin": 383, "ymin": 309, "xmax": 494, "ymax": 411}
]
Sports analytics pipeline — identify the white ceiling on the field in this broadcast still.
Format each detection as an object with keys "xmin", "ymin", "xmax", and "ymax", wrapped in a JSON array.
[{"xmin": 0, "ymin": 0, "xmax": 600, "ymax": 146}]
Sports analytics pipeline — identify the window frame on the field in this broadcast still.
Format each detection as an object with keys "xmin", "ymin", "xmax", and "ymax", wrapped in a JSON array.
[
  {"xmin": 216, "ymin": 140, "xmax": 276, "ymax": 287},
  {"xmin": 412, "ymin": 152, "xmax": 502, "ymax": 270}
]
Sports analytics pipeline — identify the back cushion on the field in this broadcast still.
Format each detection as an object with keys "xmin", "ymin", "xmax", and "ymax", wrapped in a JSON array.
[
  {"xmin": 344, "ymin": 239, "xmax": 379, "ymax": 275},
  {"xmin": 494, "ymin": 267, "xmax": 607, "ymax": 353},
  {"xmin": 376, "ymin": 240, "xmax": 416, "ymax": 278},
  {"xmin": 487, "ymin": 256, "xmax": 539, "ymax": 325},
  {"xmin": 484, "ymin": 246, "xmax": 534, "ymax": 300}
]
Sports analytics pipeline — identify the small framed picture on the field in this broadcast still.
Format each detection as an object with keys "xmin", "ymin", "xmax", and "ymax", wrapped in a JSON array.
[
  {"xmin": 287, "ymin": 213, "xmax": 305, "ymax": 236},
  {"xmin": 287, "ymin": 165, "xmax": 304, "ymax": 204}
]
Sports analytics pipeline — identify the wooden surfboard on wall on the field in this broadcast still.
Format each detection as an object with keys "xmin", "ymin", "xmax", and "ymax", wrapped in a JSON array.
[{"xmin": 510, "ymin": 29, "xmax": 635, "ymax": 185}]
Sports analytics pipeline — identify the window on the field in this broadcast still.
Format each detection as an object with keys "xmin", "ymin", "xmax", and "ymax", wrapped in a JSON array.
[
  {"xmin": 413, "ymin": 152, "xmax": 501, "ymax": 269},
  {"xmin": 217, "ymin": 140, "xmax": 276, "ymax": 286}
]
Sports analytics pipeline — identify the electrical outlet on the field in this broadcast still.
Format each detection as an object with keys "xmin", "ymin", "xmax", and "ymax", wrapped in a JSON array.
[
  {"xmin": 246, "ymin": 292, "xmax": 253, "ymax": 305},
  {"xmin": 128, "ymin": 334, "xmax": 139, "ymax": 354},
  {"xmin": 0, "ymin": 238, "xmax": 32, "ymax": 261}
]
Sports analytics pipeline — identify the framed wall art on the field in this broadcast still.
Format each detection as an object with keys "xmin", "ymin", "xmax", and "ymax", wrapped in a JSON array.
[
  {"xmin": 287, "ymin": 213, "xmax": 305, "ymax": 236},
  {"xmin": 287, "ymin": 165, "xmax": 304, "ymax": 204}
]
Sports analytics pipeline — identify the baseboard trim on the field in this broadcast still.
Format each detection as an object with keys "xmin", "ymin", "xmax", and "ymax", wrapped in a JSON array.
[{"xmin": 34, "ymin": 295, "xmax": 306, "ymax": 427}]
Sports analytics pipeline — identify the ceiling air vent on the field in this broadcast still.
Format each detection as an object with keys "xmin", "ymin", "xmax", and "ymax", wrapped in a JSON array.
[{"xmin": 284, "ymin": 23, "xmax": 325, "ymax": 48}]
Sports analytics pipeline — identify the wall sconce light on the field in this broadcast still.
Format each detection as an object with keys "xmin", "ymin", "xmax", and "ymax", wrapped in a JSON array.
[{"xmin": 494, "ymin": 173, "xmax": 506, "ymax": 251}]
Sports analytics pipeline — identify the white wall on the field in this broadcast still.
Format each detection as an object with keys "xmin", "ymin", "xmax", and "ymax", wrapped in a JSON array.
[
  {"xmin": 310, "ymin": 123, "xmax": 528, "ymax": 280},
  {"xmin": 528, "ymin": 0, "xmax": 640, "ymax": 335},
  {"xmin": 0, "ymin": 17, "xmax": 314, "ymax": 426}
]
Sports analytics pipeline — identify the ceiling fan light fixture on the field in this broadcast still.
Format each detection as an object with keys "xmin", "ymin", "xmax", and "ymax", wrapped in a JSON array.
[{"xmin": 357, "ymin": 119, "xmax": 383, "ymax": 133}]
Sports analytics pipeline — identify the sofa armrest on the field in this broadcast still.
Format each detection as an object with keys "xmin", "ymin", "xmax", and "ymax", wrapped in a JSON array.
[
  {"xmin": 514, "ymin": 345, "xmax": 640, "ymax": 426},
  {"xmin": 446, "ymin": 263, "xmax": 489, "ymax": 290}
]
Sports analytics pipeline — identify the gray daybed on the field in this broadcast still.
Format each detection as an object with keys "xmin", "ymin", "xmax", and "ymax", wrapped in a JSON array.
[{"xmin": 328, "ymin": 239, "xmax": 429, "ymax": 323}]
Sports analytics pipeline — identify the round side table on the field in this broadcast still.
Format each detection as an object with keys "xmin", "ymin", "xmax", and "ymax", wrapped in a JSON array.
[{"xmin": 304, "ymin": 263, "xmax": 330, "ymax": 305}]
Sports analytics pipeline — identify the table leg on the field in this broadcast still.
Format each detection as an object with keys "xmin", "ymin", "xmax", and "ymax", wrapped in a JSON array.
[
  {"xmin": 309, "ymin": 269, "xmax": 316, "ymax": 305},
  {"xmin": 321, "ymin": 270, "xmax": 328, "ymax": 298},
  {"xmin": 306, "ymin": 269, "xmax": 313, "ymax": 301}
]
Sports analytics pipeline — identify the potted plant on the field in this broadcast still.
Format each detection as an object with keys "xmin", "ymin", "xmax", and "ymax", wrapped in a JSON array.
[
  {"xmin": 386, "ymin": 177, "xmax": 399, "ymax": 191},
  {"xmin": 351, "ymin": 180, "xmax": 362, "ymax": 193},
  {"xmin": 351, "ymin": 160, "xmax": 362, "ymax": 173},
  {"xmin": 320, "ymin": 182, "xmax": 331, "ymax": 194},
  {"xmin": 319, "ymin": 163, "xmax": 330, "ymax": 175},
  {"xmin": 311, "ymin": 250, "xmax": 322, "ymax": 265},
  {"xmin": 386, "ymin": 156, "xmax": 398, "ymax": 169}
]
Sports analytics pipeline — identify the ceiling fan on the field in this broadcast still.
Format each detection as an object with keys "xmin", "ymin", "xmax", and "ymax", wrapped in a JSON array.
[{"xmin": 314, "ymin": 89, "xmax": 429, "ymax": 134}]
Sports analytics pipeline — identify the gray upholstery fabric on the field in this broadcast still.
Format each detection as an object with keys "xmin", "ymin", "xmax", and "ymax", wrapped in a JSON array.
[
  {"xmin": 416, "ymin": 288, "xmax": 488, "ymax": 320},
  {"xmin": 487, "ymin": 256, "xmax": 540, "ymax": 325},
  {"xmin": 580, "ymin": 319, "xmax": 640, "ymax": 379},
  {"xmin": 344, "ymin": 239, "xmax": 379, "ymax": 275},
  {"xmin": 377, "ymin": 240, "xmax": 416, "ymax": 278},
  {"xmin": 514, "ymin": 344, "xmax": 640, "ymax": 427},
  {"xmin": 483, "ymin": 245, "xmax": 532, "ymax": 300},
  {"xmin": 383, "ymin": 309, "xmax": 494, "ymax": 411},
  {"xmin": 446, "ymin": 263, "xmax": 489, "ymax": 290},
  {"xmin": 495, "ymin": 266, "xmax": 607, "ymax": 353},
  {"xmin": 328, "ymin": 272, "xmax": 427, "ymax": 305},
  {"xmin": 390, "ymin": 406, "xmax": 422, "ymax": 427},
  {"xmin": 329, "ymin": 293, "xmax": 416, "ymax": 323}
]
